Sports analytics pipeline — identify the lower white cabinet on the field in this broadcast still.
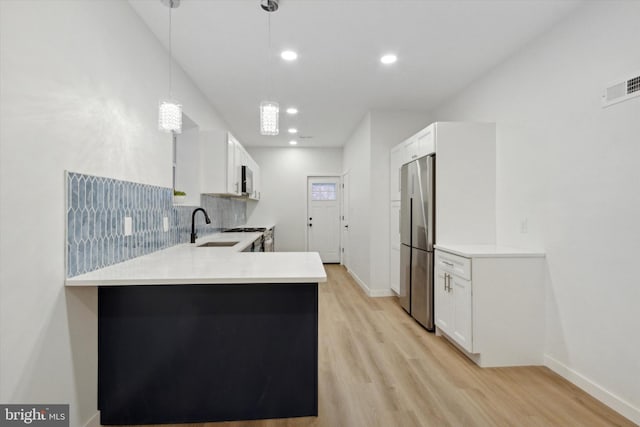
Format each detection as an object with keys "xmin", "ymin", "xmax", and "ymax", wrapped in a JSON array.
[
  {"xmin": 434, "ymin": 246, "xmax": 545, "ymax": 367},
  {"xmin": 435, "ymin": 250, "xmax": 472, "ymax": 352}
]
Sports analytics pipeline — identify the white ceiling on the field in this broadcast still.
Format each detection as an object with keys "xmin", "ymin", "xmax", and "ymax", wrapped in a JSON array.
[{"xmin": 129, "ymin": 0, "xmax": 581, "ymax": 147}]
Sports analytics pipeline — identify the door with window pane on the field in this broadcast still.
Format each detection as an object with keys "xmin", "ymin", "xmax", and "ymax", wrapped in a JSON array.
[{"xmin": 307, "ymin": 177, "xmax": 341, "ymax": 263}]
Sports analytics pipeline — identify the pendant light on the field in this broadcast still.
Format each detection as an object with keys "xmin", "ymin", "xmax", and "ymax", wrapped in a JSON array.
[
  {"xmin": 159, "ymin": 0, "xmax": 182, "ymax": 134},
  {"xmin": 259, "ymin": 0, "xmax": 279, "ymax": 136}
]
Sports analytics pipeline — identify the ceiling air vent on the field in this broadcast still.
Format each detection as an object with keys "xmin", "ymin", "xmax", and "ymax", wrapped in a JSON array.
[{"xmin": 602, "ymin": 72, "xmax": 640, "ymax": 107}]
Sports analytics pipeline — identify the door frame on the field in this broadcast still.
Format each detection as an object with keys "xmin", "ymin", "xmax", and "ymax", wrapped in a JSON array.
[
  {"xmin": 340, "ymin": 170, "xmax": 349, "ymax": 267},
  {"xmin": 305, "ymin": 175, "xmax": 342, "ymax": 259}
]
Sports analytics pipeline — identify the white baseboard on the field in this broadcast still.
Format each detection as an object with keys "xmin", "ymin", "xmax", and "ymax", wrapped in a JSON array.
[
  {"xmin": 544, "ymin": 355, "xmax": 640, "ymax": 425},
  {"xmin": 369, "ymin": 288, "xmax": 395, "ymax": 297},
  {"xmin": 84, "ymin": 411, "xmax": 100, "ymax": 427},
  {"xmin": 347, "ymin": 269, "xmax": 369, "ymax": 295},
  {"xmin": 346, "ymin": 269, "xmax": 394, "ymax": 297}
]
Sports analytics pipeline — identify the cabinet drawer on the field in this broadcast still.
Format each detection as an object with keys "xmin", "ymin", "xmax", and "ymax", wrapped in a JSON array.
[{"xmin": 435, "ymin": 250, "xmax": 471, "ymax": 280}]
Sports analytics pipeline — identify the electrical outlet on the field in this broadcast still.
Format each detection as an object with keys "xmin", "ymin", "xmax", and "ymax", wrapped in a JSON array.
[
  {"xmin": 520, "ymin": 218, "xmax": 528, "ymax": 234},
  {"xmin": 124, "ymin": 216, "xmax": 133, "ymax": 236},
  {"xmin": 163, "ymin": 216, "xmax": 169, "ymax": 232}
]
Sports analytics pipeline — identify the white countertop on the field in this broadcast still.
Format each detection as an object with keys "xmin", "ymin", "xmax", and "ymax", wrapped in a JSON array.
[
  {"xmin": 65, "ymin": 232, "xmax": 326, "ymax": 286},
  {"xmin": 434, "ymin": 244, "xmax": 545, "ymax": 258}
]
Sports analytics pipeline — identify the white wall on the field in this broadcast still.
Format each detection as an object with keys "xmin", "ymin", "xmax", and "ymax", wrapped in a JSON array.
[
  {"xmin": 341, "ymin": 111, "xmax": 432, "ymax": 295},
  {"xmin": 0, "ymin": 1, "xmax": 229, "ymax": 425},
  {"xmin": 369, "ymin": 111, "xmax": 433, "ymax": 293},
  {"xmin": 245, "ymin": 147, "xmax": 343, "ymax": 252},
  {"xmin": 342, "ymin": 114, "xmax": 372, "ymax": 287},
  {"xmin": 433, "ymin": 2, "xmax": 640, "ymax": 422}
]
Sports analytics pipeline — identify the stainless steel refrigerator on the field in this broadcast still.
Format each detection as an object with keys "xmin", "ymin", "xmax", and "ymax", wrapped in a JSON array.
[{"xmin": 399, "ymin": 155, "xmax": 435, "ymax": 331}]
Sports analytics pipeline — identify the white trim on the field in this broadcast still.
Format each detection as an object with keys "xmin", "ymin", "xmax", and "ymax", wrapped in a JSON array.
[
  {"xmin": 544, "ymin": 355, "xmax": 640, "ymax": 425},
  {"xmin": 347, "ymin": 269, "xmax": 394, "ymax": 298},
  {"xmin": 348, "ymin": 268, "xmax": 369, "ymax": 294},
  {"xmin": 369, "ymin": 288, "xmax": 395, "ymax": 297},
  {"xmin": 83, "ymin": 411, "xmax": 100, "ymax": 427},
  {"xmin": 306, "ymin": 175, "xmax": 342, "ymax": 260}
]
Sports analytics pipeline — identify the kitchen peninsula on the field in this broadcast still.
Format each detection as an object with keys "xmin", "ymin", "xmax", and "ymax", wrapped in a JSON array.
[{"xmin": 66, "ymin": 233, "xmax": 327, "ymax": 425}]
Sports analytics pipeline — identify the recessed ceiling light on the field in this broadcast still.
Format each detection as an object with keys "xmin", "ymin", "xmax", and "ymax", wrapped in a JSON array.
[
  {"xmin": 288, "ymin": 128, "xmax": 298, "ymax": 134},
  {"xmin": 289, "ymin": 140, "xmax": 298, "ymax": 145},
  {"xmin": 380, "ymin": 54, "xmax": 397, "ymax": 65},
  {"xmin": 286, "ymin": 107, "xmax": 298, "ymax": 115},
  {"xmin": 281, "ymin": 50, "xmax": 298, "ymax": 61}
]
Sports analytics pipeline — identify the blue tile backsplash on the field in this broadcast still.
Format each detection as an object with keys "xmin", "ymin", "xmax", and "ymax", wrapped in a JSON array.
[{"xmin": 66, "ymin": 172, "xmax": 246, "ymax": 277}]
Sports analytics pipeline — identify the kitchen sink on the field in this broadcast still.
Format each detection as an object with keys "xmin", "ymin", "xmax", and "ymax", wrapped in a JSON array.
[{"xmin": 197, "ymin": 241, "xmax": 239, "ymax": 247}]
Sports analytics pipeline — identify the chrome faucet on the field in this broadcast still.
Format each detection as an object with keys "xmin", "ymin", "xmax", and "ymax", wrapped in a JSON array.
[{"xmin": 191, "ymin": 208, "xmax": 212, "ymax": 243}]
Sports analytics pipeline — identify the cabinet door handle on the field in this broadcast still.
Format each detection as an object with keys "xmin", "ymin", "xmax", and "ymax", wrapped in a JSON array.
[
  {"xmin": 235, "ymin": 182, "xmax": 239, "ymax": 193},
  {"xmin": 442, "ymin": 260, "xmax": 454, "ymax": 267}
]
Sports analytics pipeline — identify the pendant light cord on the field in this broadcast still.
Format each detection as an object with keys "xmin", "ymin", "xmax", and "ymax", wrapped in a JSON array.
[
  {"xmin": 169, "ymin": 1, "xmax": 173, "ymax": 99},
  {"xmin": 267, "ymin": 11, "xmax": 272, "ymax": 99}
]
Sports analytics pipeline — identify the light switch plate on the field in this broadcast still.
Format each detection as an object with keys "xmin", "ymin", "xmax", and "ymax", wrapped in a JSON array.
[
  {"xmin": 163, "ymin": 216, "xmax": 169, "ymax": 232},
  {"xmin": 520, "ymin": 218, "xmax": 528, "ymax": 234},
  {"xmin": 124, "ymin": 216, "xmax": 133, "ymax": 236}
]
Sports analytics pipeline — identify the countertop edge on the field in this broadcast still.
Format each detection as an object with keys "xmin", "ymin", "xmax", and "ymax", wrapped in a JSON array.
[
  {"xmin": 65, "ymin": 275, "xmax": 328, "ymax": 287},
  {"xmin": 434, "ymin": 244, "xmax": 546, "ymax": 258}
]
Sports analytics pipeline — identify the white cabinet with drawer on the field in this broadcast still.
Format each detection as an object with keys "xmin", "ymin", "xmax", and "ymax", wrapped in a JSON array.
[
  {"xmin": 435, "ymin": 250, "xmax": 473, "ymax": 352},
  {"xmin": 434, "ymin": 245, "xmax": 546, "ymax": 367}
]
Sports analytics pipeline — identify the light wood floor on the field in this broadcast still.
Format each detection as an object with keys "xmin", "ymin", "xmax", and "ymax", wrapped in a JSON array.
[{"xmin": 115, "ymin": 265, "xmax": 635, "ymax": 427}]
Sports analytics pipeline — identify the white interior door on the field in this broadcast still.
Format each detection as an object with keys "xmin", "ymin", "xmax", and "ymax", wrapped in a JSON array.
[
  {"xmin": 307, "ymin": 177, "xmax": 341, "ymax": 263},
  {"xmin": 341, "ymin": 172, "xmax": 349, "ymax": 266}
]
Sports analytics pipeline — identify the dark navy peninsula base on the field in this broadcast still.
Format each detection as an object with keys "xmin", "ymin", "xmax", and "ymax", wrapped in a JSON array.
[{"xmin": 98, "ymin": 283, "xmax": 318, "ymax": 425}]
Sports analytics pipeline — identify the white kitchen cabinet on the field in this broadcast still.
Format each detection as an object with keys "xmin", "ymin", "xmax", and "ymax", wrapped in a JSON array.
[
  {"xmin": 393, "ymin": 123, "xmax": 436, "ymax": 169},
  {"xmin": 254, "ymin": 163, "xmax": 261, "ymax": 200},
  {"xmin": 200, "ymin": 130, "xmax": 241, "ymax": 196},
  {"xmin": 434, "ymin": 246, "xmax": 545, "ymax": 367},
  {"xmin": 200, "ymin": 130, "xmax": 261, "ymax": 199},
  {"xmin": 389, "ymin": 200, "xmax": 401, "ymax": 294},
  {"xmin": 247, "ymin": 157, "xmax": 261, "ymax": 201},
  {"xmin": 389, "ymin": 144, "xmax": 403, "ymax": 201},
  {"xmin": 402, "ymin": 135, "xmax": 419, "ymax": 163},
  {"xmin": 434, "ymin": 250, "xmax": 472, "ymax": 352},
  {"xmin": 388, "ymin": 121, "xmax": 495, "ymax": 299},
  {"xmin": 415, "ymin": 124, "xmax": 435, "ymax": 157}
]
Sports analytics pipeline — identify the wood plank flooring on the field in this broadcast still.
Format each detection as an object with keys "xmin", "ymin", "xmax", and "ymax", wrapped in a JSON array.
[{"xmin": 112, "ymin": 265, "xmax": 636, "ymax": 427}]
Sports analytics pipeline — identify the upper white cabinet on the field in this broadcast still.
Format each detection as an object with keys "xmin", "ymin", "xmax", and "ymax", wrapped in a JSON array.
[
  {"xmin": 200, "ymin": 130, "xmax": 260, "ymax": 199},
  {"xmin": 389, "ymin": 144, "xmax": 403, "ymax": 201},
  {"xmin": 396, "ymin": 123, "xmax": 436, "ymax": 167},
  {"xmin": 415, "ymin": 125, "xmax": 435, "ymax": 157},
  {"xmin": 434, "ymin": 246, "xmax": 545, "ymax": 367},
  {"xmin": 246, "ymin": 156, "xmax": 261, "ymax": 201},
  {"xmin": 200, "ymin": 130, "xmax": 239, "ymax": 196}
]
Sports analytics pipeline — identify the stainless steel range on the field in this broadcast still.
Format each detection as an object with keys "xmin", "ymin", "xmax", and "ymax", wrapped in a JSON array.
[{"xmin": 224, "ymin": 226, "xmax": 275, "ymax": 252}]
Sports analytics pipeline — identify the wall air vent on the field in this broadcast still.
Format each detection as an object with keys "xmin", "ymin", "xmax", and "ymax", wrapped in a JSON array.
[{"xmin": 602, "ymin": 72, "xmax": 640, "ymax": 107}]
